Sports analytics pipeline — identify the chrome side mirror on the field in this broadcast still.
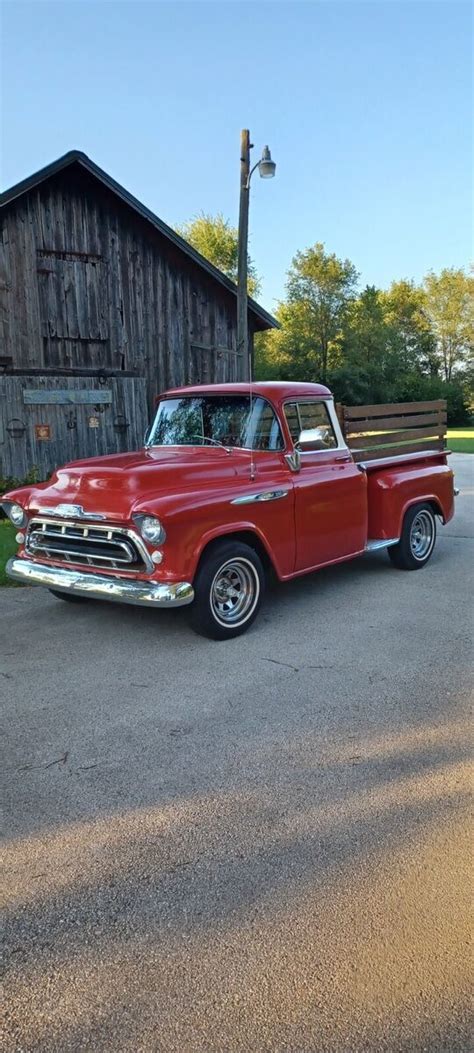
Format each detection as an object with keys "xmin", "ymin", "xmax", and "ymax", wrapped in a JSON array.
[{"xmin": 298, "ymin": 426, "xmax": 330, "ymax": 450}]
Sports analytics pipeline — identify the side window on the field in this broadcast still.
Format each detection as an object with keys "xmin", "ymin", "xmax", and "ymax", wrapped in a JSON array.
[
  {"xmin": 284, "ymin": 402, "xmax": 300, "ymax": 443},
  {"xmin": 284, "ymin": 401, "xmax": 338, "ymax": 450},
  {"xmin": 250, "ymin": 398, "xmax": 285, "ymax": 451}
]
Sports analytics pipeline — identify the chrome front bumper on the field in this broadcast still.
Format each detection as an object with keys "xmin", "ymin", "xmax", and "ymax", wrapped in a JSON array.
[{"xmin": 6, "ymin": 558, "xmax": 194, "ymax": 608}]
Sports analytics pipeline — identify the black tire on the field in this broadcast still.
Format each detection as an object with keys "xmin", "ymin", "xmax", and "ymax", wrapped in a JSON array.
[
  {"xmin": 48, "ymin": 589, "xmax": 89, "ymax": 603},
  {"xmin": 388, "ymin": 503, "xmax": 437, "ymax": 570},
  {"xmin": 189, "ymin": 540, "xmax": 265, "ymax": 640}
]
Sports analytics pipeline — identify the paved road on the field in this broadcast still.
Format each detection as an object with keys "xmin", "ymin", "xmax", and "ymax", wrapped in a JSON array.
[{"xmin": 1, "ymin": 454, "xmax": 473, "ymax": 1053}]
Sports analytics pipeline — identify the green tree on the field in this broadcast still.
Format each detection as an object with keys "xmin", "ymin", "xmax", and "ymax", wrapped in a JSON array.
[
  {"xmin": 421, "ymin": 268, "xmax": 474, "ymax": 382},
  {"xmin": 176, "ymin": 212, "xmax": 260, "ymax": 296},
  {"xmin": 332, "ymin": 285, "xmax": 393, "ymax": 402},
  {"xmin": 284, "ymin": 243, "xmax": 359, "ymax": 382},
  {"xmin": 382, "ymin": 279, "xmax": 436, "ymax": 375},
  {"xmin": 260, "ymin": 300, "xmax": 326, "ymax": 382},
  {"xmin": 255, "ymin": 244, "xmax": 473, "ymax": 425},
  {"xmin": 344, "ymin": 286, "xmax": 389, "ymax": 366}
]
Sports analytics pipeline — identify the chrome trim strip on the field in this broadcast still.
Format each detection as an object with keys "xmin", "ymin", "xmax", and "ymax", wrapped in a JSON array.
[
  {"xmin": 358, "ymin": 450, "xmax": 449, "ymax": 471},
  {"xmin": 28, "ymin": 529, "xmax": 136, "ymax": 560},
  {"xmin": 35, "ymin": 504, "xmax": 107, "ymax": 520},
  {"xmin": 365, "ymin": 538, "xmax": 399, "ymax": 552},
  {"xmin": 28, "ymin": 538, "xmax": 136, "ymax": 565},
  {"xmin": 231, "ymin": 489, "xmax": 289, "ymax": 505},
  {"xmin": 285, "ymin": 450, "xmax": 301, "ymax": 473},
  {"xmin": 25, "ymin": 518, "xmax": 154, "ymax": 573},
  {"xmin": 6, "ymin": 558, "xmax": 194, "ymax": 608}
]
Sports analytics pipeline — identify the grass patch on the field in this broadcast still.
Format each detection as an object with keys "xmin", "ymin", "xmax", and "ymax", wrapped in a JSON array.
[
  {"xmin": 0, "ymin": 520, "xmax": 18, "ymax": 586},
  {"xmin": 446, "ymin": 428, "xmax": 474, "ymax": 454}
]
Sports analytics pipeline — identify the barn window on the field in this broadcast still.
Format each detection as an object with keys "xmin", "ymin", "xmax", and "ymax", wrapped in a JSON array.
[{"xmin": 36, "ymin": 249, "xmax": 108, "ymax": 341}]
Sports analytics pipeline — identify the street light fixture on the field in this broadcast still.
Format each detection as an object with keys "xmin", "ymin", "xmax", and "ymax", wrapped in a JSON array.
[
  {"xmin": 246, "ymin": 145, "xmax": 277, "ymax": 187},
  {"xmin": 256, "ymin": 145, "xmax": 276, "ymax": 180},
  {"xmin": 237, "ymin": 131, "xmax": 276, "ymax": 379}
]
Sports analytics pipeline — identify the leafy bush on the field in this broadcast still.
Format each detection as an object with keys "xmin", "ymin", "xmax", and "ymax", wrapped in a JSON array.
[
  {"xmin": 0, "ymin": 466, "xmax": 45, "ymax": 517},
  {"xmin": 0, "ymin": 465, "xmax": 44, "ymax": 497},
  {"xmin": 327, "ymin": 365, "xmax": 373, "ymax": 407},
  {"xmin": 326, "ymin": 368, "xmax": 470, "ymax": 425},
  {"xmin": 390, "ymin": 375, "xmax": 471, "ymax": 425}
]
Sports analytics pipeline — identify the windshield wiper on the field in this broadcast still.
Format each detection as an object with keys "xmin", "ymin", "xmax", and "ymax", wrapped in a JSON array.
[{"xmin": 188, "ymin": 434, "xmax": 232, "ymax": 454}]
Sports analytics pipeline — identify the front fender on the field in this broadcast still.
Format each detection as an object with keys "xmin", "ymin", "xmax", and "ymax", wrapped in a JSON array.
[
  {"xmin": 137, "ymin": 487, "xmax": 296, "ymax": 583},
  {"xmin": 192, "ymin": 520, "xmax": 279, "ymax": 575},
  {"xmin": 1, "ymin": 484, "xmax": 35, "ymax": 509}
]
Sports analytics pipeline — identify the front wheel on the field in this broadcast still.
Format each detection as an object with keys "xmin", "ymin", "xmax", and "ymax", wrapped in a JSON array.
[
  {"xmin": 388, "ymin": 503, "xmax": 437, "ymax": 570},
  {"xmin": 189, "ymin": 540, "xmax": 265, "ymax": 640}
]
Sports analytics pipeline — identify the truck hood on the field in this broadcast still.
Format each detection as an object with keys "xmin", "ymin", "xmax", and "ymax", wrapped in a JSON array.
[{"xmin": 17, "ymin": 446, "xmax": 251, "ymax": 521}]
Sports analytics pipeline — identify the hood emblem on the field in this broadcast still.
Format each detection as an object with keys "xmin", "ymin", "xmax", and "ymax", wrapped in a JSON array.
[{"xmin": 37, "ymin": 503, "xmax": 107, "ymax": 521}]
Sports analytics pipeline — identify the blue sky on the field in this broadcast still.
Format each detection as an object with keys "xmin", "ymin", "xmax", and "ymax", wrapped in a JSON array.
[{"xmin": 1, "ymin": 1, "xmax": 472, "ymax": 313}]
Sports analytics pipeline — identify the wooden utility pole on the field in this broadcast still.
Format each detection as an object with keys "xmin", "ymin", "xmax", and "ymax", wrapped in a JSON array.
[{"xmin": 237, "ymin": 129, "xmax": 251, "ymax": 380}]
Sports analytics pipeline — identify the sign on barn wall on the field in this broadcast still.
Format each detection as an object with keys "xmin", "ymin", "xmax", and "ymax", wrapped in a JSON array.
[
  {"xmin": 34, "ymin": 424, "xmax": 52, "ymax": 441},
  {"xmin": 23, "ymin": 390, "xmax": 113, "ymax": 405}
]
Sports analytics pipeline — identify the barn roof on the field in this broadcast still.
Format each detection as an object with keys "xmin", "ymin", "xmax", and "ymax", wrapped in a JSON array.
[{"xmin": 0, "ymin": 150, "xmax": 278, "ymax": 332}]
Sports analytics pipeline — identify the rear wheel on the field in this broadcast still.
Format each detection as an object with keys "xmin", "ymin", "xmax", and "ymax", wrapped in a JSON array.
[
  {"xmin": 189, "ymin": 540, "xmax": 265, "ymax": 640},
  {"xmin": 48, "ymin": 589, "xmax": 89, "ymax": 604},
  {"xmin": 388, "ymin": 503, "xmax": 437, "ymax": 570}
]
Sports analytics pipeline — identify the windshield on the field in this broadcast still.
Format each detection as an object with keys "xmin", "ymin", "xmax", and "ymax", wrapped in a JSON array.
[{"xmin": 147, "ymin": 395, "xmax": 284, "ymax": 451}]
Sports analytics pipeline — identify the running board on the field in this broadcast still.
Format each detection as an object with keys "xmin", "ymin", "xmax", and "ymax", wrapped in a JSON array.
[{"xmin": 365, "ymin": 538, "xmax": 399, "ymax": 552}]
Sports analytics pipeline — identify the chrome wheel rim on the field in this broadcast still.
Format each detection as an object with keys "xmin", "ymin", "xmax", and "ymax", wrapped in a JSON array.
[
  {"xmin": 210, "ymin": 558, "xmax": 259, "ymax": 627},
  {"xmin": 410, "ymin": 510, "xmax": 434, "ymax": 560}
]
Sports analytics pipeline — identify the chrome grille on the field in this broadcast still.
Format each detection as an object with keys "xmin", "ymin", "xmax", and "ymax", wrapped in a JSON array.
[{"xmin": 26, "ymin": 518, "xmax": 150, "ymax": 572}]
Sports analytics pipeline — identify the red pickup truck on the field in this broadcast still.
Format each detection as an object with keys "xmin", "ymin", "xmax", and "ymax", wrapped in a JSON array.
[{"xmin": 3, "ymin": 382, "xmax": 455, "ymax": 639}]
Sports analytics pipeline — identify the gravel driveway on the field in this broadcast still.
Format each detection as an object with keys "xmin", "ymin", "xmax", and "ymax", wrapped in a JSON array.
[{"xmin": 1, "ymin": 453, "xmax": 473, "ymax": 1053}]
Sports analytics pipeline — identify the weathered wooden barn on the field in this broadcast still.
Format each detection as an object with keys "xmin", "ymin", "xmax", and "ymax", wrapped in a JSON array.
[{"xmin": 0, "ymin": 150, "xmax": 276, "ymax": 479}]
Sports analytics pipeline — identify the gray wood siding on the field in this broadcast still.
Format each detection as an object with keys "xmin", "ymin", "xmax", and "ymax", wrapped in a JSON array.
[
  {"xmin": 1, "ymin": 170, "xmax": 249, "ymax": 408},
  {"xmin": 0, "ymin": 374, "xmax": 148, "ymax": 480}
]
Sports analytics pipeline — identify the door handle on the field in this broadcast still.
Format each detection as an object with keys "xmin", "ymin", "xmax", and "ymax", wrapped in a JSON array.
[{"xmin": 335, "ymin": 454, "xmax": 351, "ymax": 462}]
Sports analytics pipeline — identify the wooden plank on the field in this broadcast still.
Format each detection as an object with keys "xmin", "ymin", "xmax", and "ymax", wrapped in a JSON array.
[
  {"xmin": 346, "ymin": 411, "xmax": 446, "ymax": 434},
  {"xmin": 0, "ymin": 225, "xmax": 11, "ymax": 358},
  {"xmin": 343, "ymin": 399, "xmax": 446, "ymax": 419},
  {"xmin": 346, "ymin": 425, "xmax": 447, "ymax": 449},
  {"xmin": 104, "ymin": 202, "xmax": 125, "ymax": 368},
  {"xmin": 22, "ymin": 197, "xmax": 43, "ymax": 367},
  {"xmin": 353, "ymin": 439, "xmax": 446, "ymax": 462},
  {"xmin": 154, "ymin": 250, "xmax": 167, "ymax": 393},
  {"xmin": 73, "ymin": 258, "xmax": 88, "ymax": 340}
]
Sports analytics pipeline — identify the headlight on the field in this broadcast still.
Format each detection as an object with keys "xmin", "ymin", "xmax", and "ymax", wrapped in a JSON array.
[
  {"xmin": 133, "ymin": 514, "xmax": 166, "ymax": 544},
  {"xmin": 3, "ymin": 502, "xmax": 27, "ymax": 527}
]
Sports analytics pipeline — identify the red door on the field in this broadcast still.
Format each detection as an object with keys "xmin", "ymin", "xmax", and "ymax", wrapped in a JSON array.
[
  {"xmin": 293, "ymin": 449, "xmax": 367, "ymax": 571},
  {"xmin": 283, "ymin": 399, "xmax": 367, "ymax": 572}
]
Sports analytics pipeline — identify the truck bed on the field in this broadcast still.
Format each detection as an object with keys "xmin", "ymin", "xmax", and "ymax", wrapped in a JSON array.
[{"xmin": 340, "ymin": 399, "xmax": 447, "ymax": 467}]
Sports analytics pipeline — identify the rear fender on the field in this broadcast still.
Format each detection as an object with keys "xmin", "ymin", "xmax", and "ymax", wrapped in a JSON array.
[{"xmin": 367, "ymin": 463, "xmax": 455, "ymax": 539}]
